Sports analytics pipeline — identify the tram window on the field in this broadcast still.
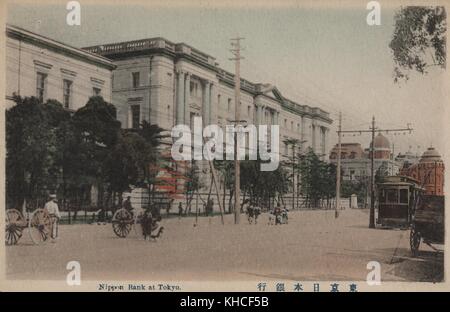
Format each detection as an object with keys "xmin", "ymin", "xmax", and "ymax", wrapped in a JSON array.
[
  {"xmin": 386, "ymin": 189, "xmax": 398, "ymax": 203},
  {"xmin": 399, "ymin": 189, "xmax": 408, "ymax": 204}
]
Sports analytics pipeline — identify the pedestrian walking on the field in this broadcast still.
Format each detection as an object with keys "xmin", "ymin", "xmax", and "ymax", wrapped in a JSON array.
[{"xmin": 44, "ymin": 194, "xmax": 60, "ymax": 242}]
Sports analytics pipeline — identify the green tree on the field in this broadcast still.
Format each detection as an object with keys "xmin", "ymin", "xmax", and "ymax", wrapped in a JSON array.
[
  {"xmin": 390, "ymin": 6, "xmax": 446, "ymax": 82},
  {"xmin": 184, "ymin": 162, "xmax": 203, "ymax": 214},
  {"xmin": 6, "ymin": 96, "xmax": 69, "ymax": 210},
  {"xmin": 71, "ymin": 96, "xmax": 122, "ymax": 211},
  {"xmin": 214, "ymin": 160, "xmax": 235, "ymax": 213},
  {"xmin": 299, "ymin": 148, "xmax": 336, "ymax": 208}
]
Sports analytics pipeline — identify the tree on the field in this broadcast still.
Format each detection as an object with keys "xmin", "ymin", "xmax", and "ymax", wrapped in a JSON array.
[
  {"xmin": 390, "ymin": 6, "xmax": 446, "ymax": 82},
  {"xmin": 6, "ymin": 96, "xmax": 70, "ymax": 210},
  {"xmin": 71, "ymin": 96, "xmax": 122, "ymax": 211},
  {"xmin": 184, "ymin": 162, "xmax": 203, "ymax": 214},
  {"xmin": 214, "ymin": 160, "xmax": 235, "ymax": 213},
  {"xmin": 299, "ymin": 148, "xmax": 336, "ymax": 208},
  {"xmin": 375, "ymin": 161, "xmax": 390, "ymax": 184}
]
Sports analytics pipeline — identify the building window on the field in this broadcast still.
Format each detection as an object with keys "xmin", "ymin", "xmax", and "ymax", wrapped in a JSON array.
[
  {"xmin": 218, "ymin": 94, "xmax": 221, "ymax": 106},
  {"xmin": 132, "ymin": 72, "xmax": 140, "ymax": 88},
  {"xmin": 284, "ymin": 143, "xmax": 288, "ymax": 155},
  {"xmin": 291, "ymin": 121, "xmax": 294, "ymax": 130},
  {"xmin": 297, "ymin": 123, "xmax": 300, "ymax": 132},
  {"xmin": 228, "ymin": 98, "xmax": 232, "ymax": 111},
  {"xmin": 247, "ymin": 106, "xmax": 251, "ymax": 117},
  {"xmin": 93, "ymin": 87, "xmax": 101, "ymax": 96},
  {"xmin": 63, "ymin": 79, "xmax": 72, "ymax": 108},
  {"xmin": 284, "ymin": 119, "xmax": 287, "ymax": 127},
  {"xmin": 190, "ymin": 81, "xmax": 199, "ymax": 97},
  {"xmin": 399, "ymin": 189, "xmax": 408, "ymax": 204},
  {"xmin": 131, "ymin": 105, "xmax": 140, "ymax": 129},
  {"xmin": 386, "ymin": 189, "xmax": 398, "ymax": 203},
  {"xmin": 36, "ymin": 72, "xmax": 47, "ymax": 102}
]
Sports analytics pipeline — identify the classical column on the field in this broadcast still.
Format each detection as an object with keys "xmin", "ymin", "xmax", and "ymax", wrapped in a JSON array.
[
  {"xmin": 184, "ymin": 73, "xmax": 190, "ymax": 125},
  {"xmin": 255, "ymin": 105, "xmax": 260, "ymax": 125},
  {"xmin": 301, "ymin": 116, "xmax": 305, "ymax": 142},
  {"xmin": 202, "ymin": 80, "xmax": 211, "ymax": 125},
  {"xmin": 176, "ymin": 70, "xmax": 185, "ymax": 125},
  {"xmin": 209, "ymin": 83, "xmax": 214, "ymax": 124},
  {"xmin": 312, "ymin": 121, "xmax": 317, "ymax": 153}
]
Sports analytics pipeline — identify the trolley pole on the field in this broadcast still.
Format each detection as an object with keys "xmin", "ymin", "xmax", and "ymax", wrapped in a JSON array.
[
  {"xmin": 369, "ymin": 116, "xmax": 376, "ymax": 228},
  {"xmin": 335, "ymin": 112, "xmax": 342, "ymax": 218},
  {"xmin": 230, "ymin": 37, "xmax": 245, "ymax": 224}
]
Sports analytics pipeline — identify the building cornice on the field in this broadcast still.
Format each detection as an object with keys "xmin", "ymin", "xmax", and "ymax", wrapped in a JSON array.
[{"xmin": 6, "ymin": 24, "xmax": 116, "ymax": 70}]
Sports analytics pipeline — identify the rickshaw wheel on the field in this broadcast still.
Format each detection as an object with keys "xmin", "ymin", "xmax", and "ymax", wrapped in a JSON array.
[
  {"xmin": 112, "ymin": 208, "xmax": 132, "ymax": 238},
  {"xmin": 410, "ymin": 225, "xmax": 421, "ymax": 257},
  {"xmin": 5, "ymin": 209, "xmax": 25, "ymax": 246},
  {"xmin": 28, "ymin": 208, "xmax": 51, "ymax": 245}
]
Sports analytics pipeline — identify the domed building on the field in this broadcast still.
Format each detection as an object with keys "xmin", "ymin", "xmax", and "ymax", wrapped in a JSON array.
[
  {"xmin": 369, "ymin": 133, "xmax": 392, "ymax": 160},
  {"xmin": 400, "ymin": 147, "xmax": 445, "ymax": 195},
  {"xmin": 329, "ymin": 133, "xmax": 399, "ymax": 182}
]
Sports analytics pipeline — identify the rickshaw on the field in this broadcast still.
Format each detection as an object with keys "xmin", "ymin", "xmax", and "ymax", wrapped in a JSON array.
[
  {"xmin": 376, "ymin": 176, "xmax": 424, "ymax": 228},
  {"xmin": 410, "ymin": 195, "xmax": 444, "ymax": 256},
  {"xmin": 5, "ymin": 208, "xmax": 58, "ymax": 245},
  {"xmin": 111, "ymin": 203, "xmax": 164, "ymax": 239}
]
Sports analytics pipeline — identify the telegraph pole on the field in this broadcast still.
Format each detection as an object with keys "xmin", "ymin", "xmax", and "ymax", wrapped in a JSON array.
[
  {"xmin": 230, "ymin": 37, "xmax": 245, "ymax": 224},
  {"xmin": 335, "ymin": 112, "xmax": 342, "ymax": 218},
  {"xmin": 370, "ymin": 116, "xmax": 376, "ymax": 228},
  {"xmin": 337, "ymin": 116, "xmax": 412, "ymax": 228}
]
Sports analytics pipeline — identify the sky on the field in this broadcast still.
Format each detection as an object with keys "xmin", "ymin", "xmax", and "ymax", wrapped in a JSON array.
[{"xmin": 6, "ymin": 0, "xmax": 448, "ymax": 158}]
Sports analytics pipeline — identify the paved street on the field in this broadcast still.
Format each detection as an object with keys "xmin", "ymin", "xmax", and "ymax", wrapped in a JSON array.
[{"xmin": 6, "ymin": 209, "xmax": 443, "ymax": 282}]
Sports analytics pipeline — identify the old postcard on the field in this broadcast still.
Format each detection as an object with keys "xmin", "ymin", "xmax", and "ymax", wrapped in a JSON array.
[{"xmin": 0, "ymin": 0, "xmax": 448, "ymax": 293}]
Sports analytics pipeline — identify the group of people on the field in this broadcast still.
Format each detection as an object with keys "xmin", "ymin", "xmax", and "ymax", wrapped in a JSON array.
[
  {"xmin": 269, "ymin": 204, "xmax": 289, "ymax": 225},
  {"xmin": 41, "ymin": 195, "xmax": 164, "ymax": 242},
  {"xmin": 123, "ymin": 196, "xmax": 163, "ymax": 241},
  {"xmin": 243, "ymin": 200, "xmax": 289, "ymax": 225},
  {"xmin": 42, "ymin": 193, "xmax": 289, "ymax": 243}
]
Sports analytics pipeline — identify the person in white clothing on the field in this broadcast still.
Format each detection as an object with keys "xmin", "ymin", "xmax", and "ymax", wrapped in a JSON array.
[{"xmin": 44, "ymin": 194, "xmax": 60, "ymax": 241}]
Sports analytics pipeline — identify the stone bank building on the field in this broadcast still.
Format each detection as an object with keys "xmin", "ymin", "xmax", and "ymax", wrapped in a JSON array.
[
  {"xmin": 83, "ymin": 38, "xmax": 332, "ymax": 157},
  {"xmin": 82, "ymin": 37, "xmax": 333, "ymax": 209}
]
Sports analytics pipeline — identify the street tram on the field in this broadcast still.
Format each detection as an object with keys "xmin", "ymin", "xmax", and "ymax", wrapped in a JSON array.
[{"xmin": 376, "ymin": 176, "xmax": 424, "ymax": 228}]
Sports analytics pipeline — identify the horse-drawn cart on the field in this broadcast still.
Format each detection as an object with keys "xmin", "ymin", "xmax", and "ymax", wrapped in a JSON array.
[
  {"xmin": 5, "ymin": 208, "xmax": 58, "ymax": 245},
  {"xmin": 410, "ymin": 195, "xmax": 444, "ymax": 256}
]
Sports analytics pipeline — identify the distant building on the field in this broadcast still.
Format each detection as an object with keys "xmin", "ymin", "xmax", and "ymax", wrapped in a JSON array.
[
  {"xmin": 329, "ymin": 133, "xmax": 399, "ymax": 181},
  {"xmin": 5, "ymin": 24, "xmax": 115, "ymax": 110},
  {"xmin": 400, "ymin": 147, "xmax": 445, "ymax": 195},
  {"xmin": 395, "ymin": 151, "xmax": 420, "ymax": 168}
]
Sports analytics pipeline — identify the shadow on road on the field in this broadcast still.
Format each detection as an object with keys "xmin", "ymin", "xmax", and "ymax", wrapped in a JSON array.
[{"xmin": 375, "ymin": 247, "xmax": 444, "ymax": 282}]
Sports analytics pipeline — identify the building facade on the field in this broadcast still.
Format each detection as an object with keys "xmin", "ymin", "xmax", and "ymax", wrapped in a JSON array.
[
  {"xmin": 329, "ymin": 133, "xmax": 400, "ymax": 181},
  {"xmin": 83, "ymin": 37, "xmax": 333, "ymax": 209},
  {"xmin": 5, "ymin": 24, "xmax": 115, "ymax": 110},
  {"xmin": 399, "ymin": 147, "xmax": 445, "ymax": 196},
  {"xmin": 83, "ymin": 38, "xmax": 332, "ymax": 158}
]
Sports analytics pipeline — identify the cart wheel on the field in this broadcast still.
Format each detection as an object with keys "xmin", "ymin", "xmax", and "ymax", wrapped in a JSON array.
[
  {"xmin": 410, "ymin": 225, "xmax": 421, "ymax": 257},
  {"xmin": 28, "ymin": 208, "xmax": 51, "ymax": 245},
  {"xmin": 5, "ymin": 209, "xmax": 25, "ymax": 246},
  {"xmin": 134, "ymin": 211, "xmax": 146, "ymax": 240},
  {"xmin": 112, "ymin": 209, "xmax": 132, "ymax": 238}
]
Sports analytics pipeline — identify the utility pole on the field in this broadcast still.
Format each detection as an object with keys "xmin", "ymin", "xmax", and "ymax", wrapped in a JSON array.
[
  {"xmin": 335, "ymin": 112, "xmax": 342, "ymax": 218},
  {"xmin": 370, "ymin": 116, "xmax": 375, "ymax": 228},
  {"xmin": 230, "ymin": 37, "xmax": 245, "ymax": 224},
  {"xmin": 337, "ymin": 116, "xmax": 412, "ymax": 228}
]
